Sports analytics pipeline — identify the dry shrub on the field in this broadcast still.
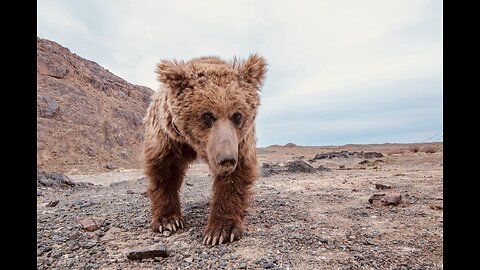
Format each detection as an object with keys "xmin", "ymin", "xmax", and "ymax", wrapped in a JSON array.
[
  {"xmin": 421, "ymin": 145, "xmax": 437, "ymax": 154},
  {"xmin": 410, "ymin": 145, "xmax": 420, "ymax": 153},
  {"xmin": 387, "ymin": 150, "xmax": 404, "ymax": 156}
]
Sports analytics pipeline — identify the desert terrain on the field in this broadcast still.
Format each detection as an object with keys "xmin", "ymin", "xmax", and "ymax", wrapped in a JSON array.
[{"xmin": 37, "ymin": 142, "xmax": 443, "ymax": 269}]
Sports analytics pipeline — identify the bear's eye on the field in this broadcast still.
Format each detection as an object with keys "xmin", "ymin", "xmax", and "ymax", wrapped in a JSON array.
[
  {"xmin": 231, "ymin": 112, "xmax": 242, "ymax": 126},
  {"xmin": 201, "ymin": 112, "xmax": 216, "ymax": 128}
]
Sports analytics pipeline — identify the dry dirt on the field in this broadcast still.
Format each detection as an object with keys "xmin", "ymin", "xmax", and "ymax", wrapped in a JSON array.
[{"xmin": 37, "ymin": 143, "xmax": 443, "ymax": 269}]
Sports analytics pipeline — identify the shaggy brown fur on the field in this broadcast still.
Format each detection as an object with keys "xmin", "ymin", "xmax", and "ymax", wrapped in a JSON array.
[{"xmin": 143, "ymin": 55, "xmax": 267, "ymax": 245}]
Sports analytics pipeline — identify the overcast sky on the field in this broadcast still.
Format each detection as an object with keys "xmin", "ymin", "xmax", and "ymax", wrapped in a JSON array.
[{"xmin": 37, "ymin": 0, "xmax": 442, "ymax": 147}]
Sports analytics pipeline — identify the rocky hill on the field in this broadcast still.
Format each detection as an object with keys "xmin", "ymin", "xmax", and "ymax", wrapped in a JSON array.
[{"xmin": 37, "ymin": 38, "xmax": 154, "ymax": 174}]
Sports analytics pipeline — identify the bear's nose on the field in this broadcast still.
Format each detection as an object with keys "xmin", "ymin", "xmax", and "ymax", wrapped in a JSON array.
[{"xmin": 218, "ymin": 157, "xmax": 237, "ymax": 167}]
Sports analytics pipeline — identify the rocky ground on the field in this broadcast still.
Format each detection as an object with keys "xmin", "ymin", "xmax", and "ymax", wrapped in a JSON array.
[{"xmin": 37, "ymin": 143, "xmax": 443, "ymax": 269}]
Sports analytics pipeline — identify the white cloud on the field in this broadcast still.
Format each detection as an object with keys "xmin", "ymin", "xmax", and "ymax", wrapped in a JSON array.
[{"xmin": 37, "ymin": 0, "xmax": 442, "ymax": 146}]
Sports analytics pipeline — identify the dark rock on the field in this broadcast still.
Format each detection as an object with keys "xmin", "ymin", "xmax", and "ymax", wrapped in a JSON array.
[
  {"xmin": 261, "ymin": 160, "xmax": 327, "ymax": 176},
  {"xmin": 46, "ymin": 200, "xmax": 59, "ymax": 207},
  {"xmin": 260, "ymin": 162, "xmax": 285, "ymax": 177},
  {"xmin": 314, "ymin": 153, "xmax": 338, "ymax": 159},
  {"xmin": 126, "ymin": 244, "xmax": 169, "ymax": 260},
  {"xmin": 105, "ymin": 164, "xmax": 117, "ymax": 170},
  {"xmin": 375, "ymin": 183, "xmax": 392, "ymax": 190},
  {"xmin": 363, "ymin": 152, "xmax": 384, "ymax": 159},
  {"xmin": 316, "ymin": 165, "xmax": 332, "ymax": 172},
  {"xmin": 314, "ymin": 151, "xmax": 384, "ymax": 160},
  {"xmin": 79, "ymin": 201, "xmax": 95, "ymax": 209},
  {"xmin": 126, "ymin": 190, "xmax": 135, "ymax": 194},
  {"xmin": 262, "ymin": 262, "xmax": 275, "ymax": 269},
  {"xmin": 37, "ymin": 170, "xmax": 76, "ymax": 188},
  {"xmin": 286, "ymin": 160, "xmax": 315, "ymax": 173}
]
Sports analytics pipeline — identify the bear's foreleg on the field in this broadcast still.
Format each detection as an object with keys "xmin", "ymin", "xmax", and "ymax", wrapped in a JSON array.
[
  {"xmin": 203, "ymin": 159, "xmax": 257, "ymax": 245},
  {"xmin": 144, "ymin": 138, "xmax": 196, "ymax": 233}
]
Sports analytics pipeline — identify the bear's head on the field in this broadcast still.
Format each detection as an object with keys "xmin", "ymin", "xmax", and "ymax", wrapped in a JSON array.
[{"xmin": 156, "ymin": 55, "xmax": 267, "ymax": 176}]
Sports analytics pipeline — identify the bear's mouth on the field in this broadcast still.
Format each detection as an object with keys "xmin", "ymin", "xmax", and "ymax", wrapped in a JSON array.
[{"xmin": 218, "ymin": 164, "xmax": 237, "ymax": 176}]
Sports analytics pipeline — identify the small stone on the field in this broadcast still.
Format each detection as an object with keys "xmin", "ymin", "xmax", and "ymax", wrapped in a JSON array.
[
  {"xmin": 430, "ymin": 204, "xmax": 443, "ymax": 210},
  {"xmin": 319, "ymin": 238, "xmax": 328, "ymax": 244},
  {"xmin": 46, "ymin": 200, "xmax": 59, "ymax": 207},
  {"xmin": 126, "ymin": 244, "xmax": 169, "ymax": 260},
  {"xmin": 368, "ymin": 192, "xmax": 402, "ymax": 206},
  {"xmin": 162, "ymin": 230, "xmax": 171, "ymax": 237},
  {"xmin": 79, "ymin": 202, "xmax": 94, "ymax": 208},
  {"xmin": 105, "ymin": 164, "xmax": 117, "ymax": 170},
  {"xmin": 126, "ymin": 190, "xmax": 135, "ymax": 194},
  {"xmin": 363, "ymin": 239, "xmax": 374, "ymax": 245},
  {"xmin": 292, "ymin": 233, "xmax": 303, "ymax": 240},
  {"xmin": 238, "ymin": 262, "xmax": 247, "ymax": 269},
  {"xmin": 83, "ymin": 241, "xmax": 97, "ymax": 249},
  {"xmin": 262, "ymin": 262, "xmax": 275, "ymax": 269},
  {"xmin": 78, "ymin": 217, "xmax": 101, "ymax": 232},
  {"xmin": 184, "ymin": 257, "xmax": 194, "ymax": 263},
  {"xmin": 375, "ymin": 183, "xmax": 392, "ymax": 190}
]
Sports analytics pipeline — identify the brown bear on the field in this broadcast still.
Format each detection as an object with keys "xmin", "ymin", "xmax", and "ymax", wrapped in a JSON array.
[{"xmin": 142, "ymin": 54, "xmax": 267, "ymax": 245}]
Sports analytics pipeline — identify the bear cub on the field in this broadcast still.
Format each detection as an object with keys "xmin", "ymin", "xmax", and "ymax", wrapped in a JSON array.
[{"xmin": 143, "ymin": 55, "xmax": 267, "ymax": 245}]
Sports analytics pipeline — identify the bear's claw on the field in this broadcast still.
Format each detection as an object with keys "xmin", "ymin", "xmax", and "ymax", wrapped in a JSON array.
[
  {"xmin": 203, "ymin": 224, "xmax": 242, "ymax": 246},
  {"xmin": 151, "ymin": 215, "xmax": 184, "ymax": 233}
]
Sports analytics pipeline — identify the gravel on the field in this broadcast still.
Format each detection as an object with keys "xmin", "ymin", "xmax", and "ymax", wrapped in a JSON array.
[{"xmin": 37, "ymin": 152, "xmax": 443, "ymax": 269}]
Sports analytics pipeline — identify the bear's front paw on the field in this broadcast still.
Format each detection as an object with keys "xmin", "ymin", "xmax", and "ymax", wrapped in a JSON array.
[
  {"xmin": 150, "ymin": 215, "xmax": 184, "ymax": 233},
  {"xmin": 203, "ymin": 221, "xmax": 243, "ymax": 246}
]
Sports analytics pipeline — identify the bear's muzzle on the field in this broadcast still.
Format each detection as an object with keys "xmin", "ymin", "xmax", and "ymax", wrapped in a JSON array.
[{"xmin": 207, "ymin": 119, "xmax": 238, "ymax": 176}]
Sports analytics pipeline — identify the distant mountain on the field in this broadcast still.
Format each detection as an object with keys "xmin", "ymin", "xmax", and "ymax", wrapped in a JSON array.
[{"xmin": 37, "ymin": 38, "xmax": 154, "ymax": 174}]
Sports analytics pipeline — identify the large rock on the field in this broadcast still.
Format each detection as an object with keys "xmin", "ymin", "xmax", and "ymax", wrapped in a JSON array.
[
  {"xmin": 37, "ymin": 170, "xmax": 76, "ymax": 188},
  {"xmin": 261, "ymin": 161, "xmax": 331, "ymax": 177},
  {"xmin": 286, "ymin": 160, "xmax": 316, "ymax": 173},
  {"xmin": 37, "ymin": 170, "xmax": 93, "ymax": 188}
]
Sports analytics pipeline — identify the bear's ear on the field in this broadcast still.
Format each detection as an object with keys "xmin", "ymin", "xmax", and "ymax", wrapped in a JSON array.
[
  {"xmin": 156, "ymin": 59, "xmax": 190, "ymax": 93},
  {"xmin": 237, "ymin": 54, "xmax": 267, "ymax": 89}
]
